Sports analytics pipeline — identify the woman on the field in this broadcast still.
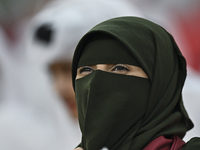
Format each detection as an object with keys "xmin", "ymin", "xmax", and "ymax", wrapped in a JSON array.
[{"xmin": 72, "ymin": 17, "xmax": 200, "ymax": 150}]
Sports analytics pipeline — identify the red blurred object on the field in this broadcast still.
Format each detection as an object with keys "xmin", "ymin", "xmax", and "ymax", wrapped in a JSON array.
[{"xmin": 176, "ymin": 10, "xmax": 200, "ymax": 72}]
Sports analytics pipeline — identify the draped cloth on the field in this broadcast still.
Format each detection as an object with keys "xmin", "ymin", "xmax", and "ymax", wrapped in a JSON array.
[
  {"xmin": 143, "ymin": 136, "xmax": 185, "ymax": 150},
  {"xmin": 72, "ymin": 17, "xmax": 196, "ymax": 150}
]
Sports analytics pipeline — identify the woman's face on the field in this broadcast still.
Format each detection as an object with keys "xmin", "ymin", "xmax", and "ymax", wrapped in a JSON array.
[{"xmin": 76, "ymin": 64, "xmax": 148, "ymax": 79}]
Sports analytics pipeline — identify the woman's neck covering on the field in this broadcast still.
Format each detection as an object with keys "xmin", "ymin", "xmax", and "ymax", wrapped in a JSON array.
[{"xmin": 72, "ymin": 16, "xmax": 194, "ymax": 150}]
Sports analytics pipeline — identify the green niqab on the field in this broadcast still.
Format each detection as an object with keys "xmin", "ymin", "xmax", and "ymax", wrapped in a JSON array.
[{"xmin": 72, "ymin": 17, "xmax": 194, "ymax": 150}]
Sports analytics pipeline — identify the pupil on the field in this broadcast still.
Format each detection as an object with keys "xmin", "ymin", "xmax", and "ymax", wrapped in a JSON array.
[
  {"xmin": 82, "ymin": 67, "xmax": 92, "ymax": 73},
  {"xmin": 116, "ymin": 66, "xmax": 124, "ymax": 70}
]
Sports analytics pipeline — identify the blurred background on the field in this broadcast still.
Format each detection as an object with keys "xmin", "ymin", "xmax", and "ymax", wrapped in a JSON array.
[{"xmin": 0, "ymin": 0, "xmax": 199, "ymax": 149}]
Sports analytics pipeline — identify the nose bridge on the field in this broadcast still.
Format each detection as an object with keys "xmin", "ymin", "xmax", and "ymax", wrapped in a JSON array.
[{"xmin": 96, "ymin": 64, "xmax": 108, "ymax": 71}]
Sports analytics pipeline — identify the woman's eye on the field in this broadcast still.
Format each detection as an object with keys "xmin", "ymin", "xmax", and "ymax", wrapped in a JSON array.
[
  {"xmin": 79, "ymin": 66, "xmax": 94, "ymax": 74},
  {"xmin": 111, "ymin": 65, "xmax": 129, "ymax": 72},
  {"xmin": 76, "ymin": 66, "xmax": 95, "ymax": 79}
]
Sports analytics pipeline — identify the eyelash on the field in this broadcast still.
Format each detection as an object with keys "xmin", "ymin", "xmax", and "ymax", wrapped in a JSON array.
[
  {"xmin": 78, "ymin": 64, "xmax": 129, "ymax": 75},
  {"xmin": 79, "ymin": 66, "xmax": 94, "ymax": 73}
]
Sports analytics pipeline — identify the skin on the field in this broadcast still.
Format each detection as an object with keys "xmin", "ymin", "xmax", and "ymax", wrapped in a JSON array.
[
  {"xmin": 76, "ymin": 64, "xmax": 148, "ymax": 79},
  {"xmin": 74, "ymin": 148, "xmax": 83, "ymax": 150},
  {"xmin": 49, "ymin": 61, "xmax": 78, "ymax": 119}
]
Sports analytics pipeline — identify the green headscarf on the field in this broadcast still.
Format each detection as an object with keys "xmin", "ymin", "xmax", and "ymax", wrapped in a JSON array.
[
  {"xmin": 77, "ymin": 33, "xmax": 141, "ymax": 68},
  {"xmin": 72, "ymin": 16, "xmax": 194, "ymax": 150}
]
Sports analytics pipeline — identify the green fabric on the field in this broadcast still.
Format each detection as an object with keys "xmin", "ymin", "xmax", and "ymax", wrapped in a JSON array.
[
  {"xmin": 182, "ymin": 137, "xmax": 200, "ymax": 149},
  {"xmin": 72, "ymin": 16, "xmax": 194, "ymax": 150},
  {"xmin": 76, "ymin": 71, "xmax": 150, "ymax": 149},
  {"xmin": 78, "ymin": 34, "xmax": 140, "ymax": 68}
]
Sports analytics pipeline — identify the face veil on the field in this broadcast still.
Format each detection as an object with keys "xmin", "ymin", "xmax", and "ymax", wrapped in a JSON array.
[{"xmin": 72, "ymin": 17, "xmax": 193, "ymax": 150}]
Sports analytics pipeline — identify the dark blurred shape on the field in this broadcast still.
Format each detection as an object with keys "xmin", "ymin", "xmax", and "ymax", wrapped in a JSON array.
[{"xmin": 34, "ymin": 23, "xmax": 53, "ymax": 45}]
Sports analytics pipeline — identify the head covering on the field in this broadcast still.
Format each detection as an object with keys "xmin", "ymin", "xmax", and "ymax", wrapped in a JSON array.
[
  {"xmin": 77, "ymin": 33, "xmax": 141, "ymax": 68},
  {"xmin": 72, "ymin": 16, "xmax": 193, "ymax": 150}
]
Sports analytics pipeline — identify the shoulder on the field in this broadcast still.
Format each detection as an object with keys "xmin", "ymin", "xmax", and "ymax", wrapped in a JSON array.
[{"xmin": 182, "ymin": 137, "xmax": 200, "ymax": 150}]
